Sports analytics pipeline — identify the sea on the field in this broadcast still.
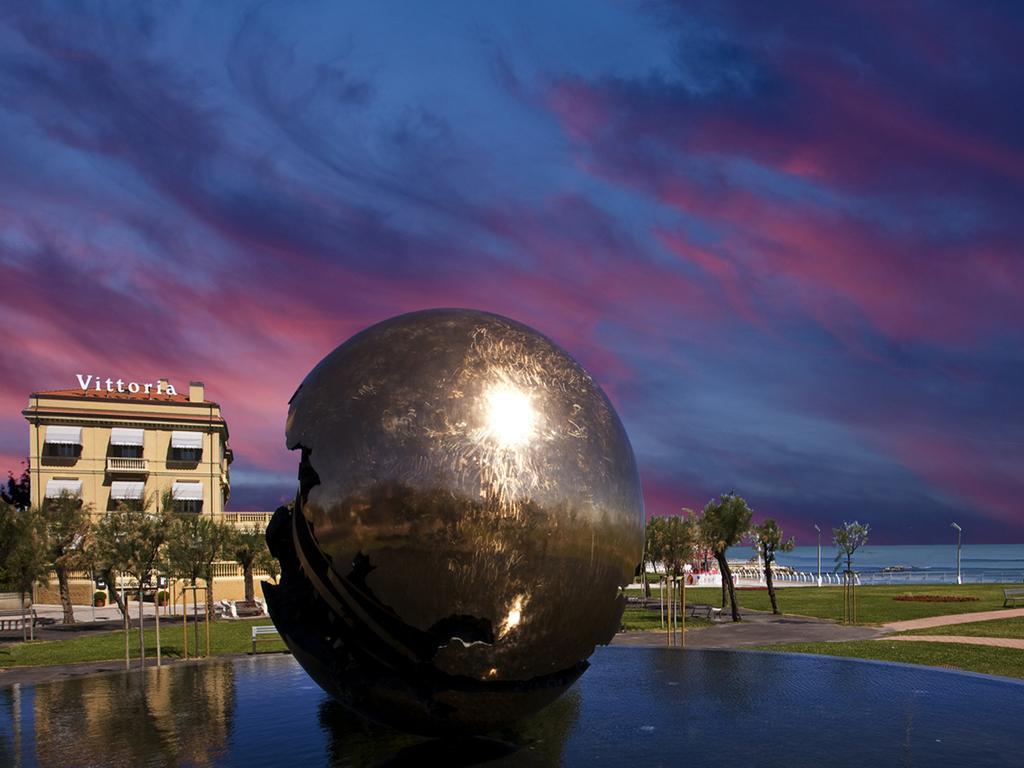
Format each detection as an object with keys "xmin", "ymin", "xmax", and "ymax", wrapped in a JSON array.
[{"xmin": 723, "ymin": 543, "xmax": 1024, "ymax": 585}]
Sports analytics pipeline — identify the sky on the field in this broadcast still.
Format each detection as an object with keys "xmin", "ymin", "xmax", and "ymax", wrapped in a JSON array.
[{"xmin": 0, "ymin": 1, "xmax": 1022, "ymax": 544}]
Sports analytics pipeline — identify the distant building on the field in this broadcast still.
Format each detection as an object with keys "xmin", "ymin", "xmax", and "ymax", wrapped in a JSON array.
[{"xmin": 22, "ymin": 377, "xmax": 232, "ymax": 516}]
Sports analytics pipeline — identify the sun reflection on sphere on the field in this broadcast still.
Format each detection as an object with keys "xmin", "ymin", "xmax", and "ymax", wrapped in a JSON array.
[{"xmin": 483, "ymin": 382, "xmax": 536, "ymax": 448}]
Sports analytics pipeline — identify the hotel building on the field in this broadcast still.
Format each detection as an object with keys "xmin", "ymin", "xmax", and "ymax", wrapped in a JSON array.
[{"xmin": 22, "ymin": 378, "xmax": 232, "ymax": 516}]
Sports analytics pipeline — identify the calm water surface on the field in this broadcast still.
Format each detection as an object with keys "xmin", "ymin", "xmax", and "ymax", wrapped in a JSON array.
[
  {"xmin": 2, "ymin": 648, "xmax": 1022, "ymax": 767},
  {"xmin": 726, "ymin": 543, "xmax": 1024, "ymax": 582}
]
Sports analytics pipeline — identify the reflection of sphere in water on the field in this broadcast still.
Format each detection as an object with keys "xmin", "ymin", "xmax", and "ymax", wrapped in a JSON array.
[{"xmin": 264, "ymin": 309, "xmax": 644, "ymax": 735}]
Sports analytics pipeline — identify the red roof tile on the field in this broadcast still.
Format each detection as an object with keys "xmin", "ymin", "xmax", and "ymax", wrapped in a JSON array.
[{"xmin": 32, "ymin": 388, "xmax": 217, "ymax": 406}]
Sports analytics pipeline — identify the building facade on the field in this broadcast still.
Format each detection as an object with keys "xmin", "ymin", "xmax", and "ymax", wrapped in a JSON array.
[{"xmin": 23, "ymin": 378, "xmax": 232, "ymax": 517}]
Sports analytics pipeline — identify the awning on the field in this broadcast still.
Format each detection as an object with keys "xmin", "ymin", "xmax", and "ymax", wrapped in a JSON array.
[
  {"xmin": 171, "ymin": 431, "xmax": 203, "ymax": 449},
  {"xmin": 45, "ymin": 479, "xmax": 82, "ymax": 498},
  {"xmin": 172, "ymin": 481, "xmax": 204, "ymax": 501},
  {"xmin": 110, "ymin": 481, "xmax": 144, "ymax": 500},
  {"xmin": 110, "ymin": 428, "xmax": 144, "ymax": 446},
  {"xmin": 45, "ymin": 425, "xmax": 82, "ymax": 445}
]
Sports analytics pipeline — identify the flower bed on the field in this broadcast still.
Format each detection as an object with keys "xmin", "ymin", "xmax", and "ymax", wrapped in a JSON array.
[{"xmin": 892, "ymin": 594, "xmax": 980, "ymax": 603}]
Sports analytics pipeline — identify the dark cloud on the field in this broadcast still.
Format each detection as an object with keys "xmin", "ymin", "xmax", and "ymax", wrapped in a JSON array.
[{"xmin": 0, "ymin": 1, "xmax": 1022, "ymax": 541}]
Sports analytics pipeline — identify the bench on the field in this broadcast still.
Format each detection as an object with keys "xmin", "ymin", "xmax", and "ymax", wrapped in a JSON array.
[
  {"xmin": 251, "ymin": 624, "xmax": 280, "ymax": 654},
  {"xmin": 688, "ymin": 604, "xmax": 724, "ymax": 621},
  {"xmin": 229, "ymin": 600, "xmax": 268, "ymax": 619},
  {"xmin": 1003, "ymin": 588, "xmax": 1024, "ymax": 607},
  {"xmin": 0, "ymin": 608, "xmax": 39, "ymax": 631}
]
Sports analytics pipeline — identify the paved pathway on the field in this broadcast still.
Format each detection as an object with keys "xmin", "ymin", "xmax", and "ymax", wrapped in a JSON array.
[
  {"xmin": 612, "ymin": 609, "xmax": 882, "ymax": 648},
  {"xmin": 0, "ymin": 603, "xmax": 216, "ymax": 644},
  {"xmin": 882, "ymin": 607, "xmax": 1024, "ymax": 632},
  {"xmin": 883, "ymin": 635, "xmax": 1024, "ymax": 649}
]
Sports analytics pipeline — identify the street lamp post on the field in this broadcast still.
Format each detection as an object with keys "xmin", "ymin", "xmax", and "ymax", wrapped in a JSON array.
[
  {"xmin": 814, "ymin": 524, "xmax": 821, "ymax": 587},
  {"xmin": 951, "ymin": 523, "xmax": 962, "ymax": 585}
]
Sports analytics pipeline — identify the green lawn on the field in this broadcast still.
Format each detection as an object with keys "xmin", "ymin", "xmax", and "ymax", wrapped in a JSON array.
[
  {"xmin": 0, "ymin": 617, "xmax": 286, "ymax": 668},
  {"xmin": 753, "ymin": 640, "xmax": 1024, "ymax": 680},
  {"xmin": 651, "ymin": 583, "xmax": 1020, "ymax": 625},
  {"xmin": 620, "ymin": 606, "xmax": 711, "ymax": 632},
  {"xmin": 902, "ymin": 616, "xmax": 1024, "ymax": 639}
]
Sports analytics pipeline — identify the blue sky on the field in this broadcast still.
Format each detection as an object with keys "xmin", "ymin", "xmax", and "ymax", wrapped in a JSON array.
[{"xmin": 1, "ymin": 1, "xmax": 1022, "ymax": 543}]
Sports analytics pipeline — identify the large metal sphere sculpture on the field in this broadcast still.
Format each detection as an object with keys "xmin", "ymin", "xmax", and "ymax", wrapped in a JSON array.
[{"xmin": 264, "ymin": 309, "xmax": 644, "ymax": 735}]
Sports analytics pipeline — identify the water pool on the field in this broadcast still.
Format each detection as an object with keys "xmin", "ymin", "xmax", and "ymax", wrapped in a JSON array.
[{"xmin": 2, "ymin": 648, "xmax": 1021, "ymax": 766}]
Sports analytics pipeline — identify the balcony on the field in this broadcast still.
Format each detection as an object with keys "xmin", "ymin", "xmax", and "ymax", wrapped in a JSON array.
[{"xmin": 106, "ymin": 457, "xmax": 148, "ymax": 474}]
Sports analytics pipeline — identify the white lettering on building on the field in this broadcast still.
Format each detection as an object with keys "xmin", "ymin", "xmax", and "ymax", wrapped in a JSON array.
[{"xmin": 76, "ymin": 374, "xmax": 178, "ymax": 396}]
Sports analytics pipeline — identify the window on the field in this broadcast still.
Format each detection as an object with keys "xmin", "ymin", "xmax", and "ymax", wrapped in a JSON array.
[
  {"xmin": 44, "ymin": 442, "xmax": 80, "ymax": 458},
  {"xmin": 43, "ymin": 425, "xmax": 82, "ymax": 459},
  {"xmin": 110, "ymin": 444, "xmax": 143, "ymax": 459},
  {"xmin": 171, "ymin": 480, "xmax": 203, "ymax": 514},
  {"xmin": 45, "ymin": 479, "xmax": 82, "ymax": 498},
  {"xmin": 109, "ymin": 428, "xmax": 144, "ymax": 458},
  {"xmin": 170, "ymin": 447, "xmax": 202, "ymax": 463},
  {"xmin": 174, "ymin": 499, "xmax": 203, "ymax": 514},
  {"xmin": 170, "ymin": 431, "xmax": 203, "ymax": 463}
]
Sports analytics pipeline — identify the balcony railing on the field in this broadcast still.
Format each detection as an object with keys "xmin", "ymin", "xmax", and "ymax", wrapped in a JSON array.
[
  {"xmin": 214, "ymin": 511, "xmax": 273, "ymax": 528},
  {"xmin": 106, "ymin": 457, "xmax": 148, "ymax": 473}
]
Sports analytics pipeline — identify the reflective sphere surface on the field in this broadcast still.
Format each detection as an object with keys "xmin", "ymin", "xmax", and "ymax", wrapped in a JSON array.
[{"xmin": 264, "ymin": 309, "xmax": 644, "ymax": 734}]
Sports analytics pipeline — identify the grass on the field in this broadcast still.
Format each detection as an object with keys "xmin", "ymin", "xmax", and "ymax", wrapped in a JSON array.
[
  {"xmin": 902, "ymin": 616, "xmax": 1024, "ymax": 639},
  {"xmin": 0, "ymin": 617, "xmax": 286, "ymax": 668},
  {"xmin": 753, "ymin": 640, "xmax": 1024, "ymax": 680},
  {"xmin": 651, "ymin": 583, "xmax": 1021, "ymax": 625},
  {"xmin": 619, "ymin": 606, "xmax": 712, "ymax": 632}
]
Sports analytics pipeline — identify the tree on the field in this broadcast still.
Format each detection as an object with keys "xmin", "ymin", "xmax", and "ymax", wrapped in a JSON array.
[
  {"xmin": 0, "ymin": 503, "xmax": 49, "ymax": 640},
  {"xmin": 833, "ymin": 520, "xmax": 869, "ymax": 624},
  {"xmin": 1, "ymin": 465, "xmax": 31, "ymax": 510},
  {"xmin": 699, "ymin": 493, "xmax": 754, "ymax": 622},
  {"xmin": 41, "ymin": 492, "xmax": 93, "ymax": 624},
  {"xmin": 256, "ymin": 542, "xmax": 280, "ymax": 586},
  {"xmin": 658, "ymin": 513, "xmax": 699, "ymax": 643},
  {"xmin": 165, "ymin": 515, "xmax": 232, "ymax": 618},
  {"xmin": 87, "ymin": 512, "xmax": 130, "ymax": 620},
  {"xmin": 659, "ymin": 514, "xmax": 698, "ymax": 581},
  {"xmin": 230, "ymin": 525, "xmax": 269, "ymax": 603},
  {"xmin": 644, "ymin": 516, "xmax": 665, "ymax": 589},
  {"xmin": 833, "ymin": 520, "xmax": 870, "ymax": 574},
  {"xmin": 93, "ymin": 499, "xmax": 172, "ymax": 667},
  {"xmin": 750, "ymin": 519, "xmax": 795, "ymax": 615},
  {"xmin": 639, "ymin": 517, "xmax": 656, "ymax": 599}
]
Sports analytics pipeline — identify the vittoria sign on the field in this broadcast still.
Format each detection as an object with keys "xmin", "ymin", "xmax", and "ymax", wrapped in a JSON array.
[{"xmin": 75, "ymin": 374, "xmax": 178, "ymax": 396}]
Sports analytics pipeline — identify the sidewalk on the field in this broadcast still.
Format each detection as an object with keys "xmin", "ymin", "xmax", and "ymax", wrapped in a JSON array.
[
  {"xmin": 882, "ymin": 607, "xmax": 1024, "ymax": 632},
  {"xmin": 883, "ymin": 635, "xmax": 1024, "ymax": 649},
  {"xmin": 611, "ymin": 606, "xmax": 1024, "ymax": 649},
  {"xmin": 1, "ymin": 603, "xmax": 214, "ymax": 643},
  {"xmin": 612, "ymin": 609, "xmax": 883, "ymax": 648}
]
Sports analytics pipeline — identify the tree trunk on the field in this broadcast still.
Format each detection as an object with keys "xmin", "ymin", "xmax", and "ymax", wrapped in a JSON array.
[
  {"xmin": 138, "ymin": 586, "xmax": 145, "ymax": 669},
  {"xmin": 19, "ymin": 589, "xmax": 27, "ymax": 642},
  {"xmin": 123, "ymin": 593, "xmax": 130, "ymax": 671},
  {"xmin": 764, "ymin": 551, "xmax": 779, "ymax": 614},
  {"xmin": 56, "ymin": 565, "xmax": 75, "ymax": 624},
  {"xmin": 105, "ymin": 569, "xmax": 128, "ymax": 619},
  {"xmin": 243, "ymin": 564, "xmax": 255, "ymax": 603},
  {"xmin": 716, "ymin": 552, "xmax": 741, "ymax": 622},
  {"xmin": 720, "ymin": 575, "xmax": 728, "ymax": 609},
  {"xmin": 205, "ymin": 571, "xmax": 215, "ymax": 620}
]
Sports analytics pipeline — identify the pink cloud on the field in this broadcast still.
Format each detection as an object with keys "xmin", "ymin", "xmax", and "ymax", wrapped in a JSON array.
[{"xmin": 881, "ymin": 429, "xmax": 1023, "ymax": 527}]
